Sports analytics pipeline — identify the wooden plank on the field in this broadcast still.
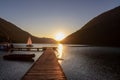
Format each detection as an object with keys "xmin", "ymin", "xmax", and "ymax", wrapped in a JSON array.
[{"xmin": 22, "ymin": 48, "xmax": 66, "ymax": 80}]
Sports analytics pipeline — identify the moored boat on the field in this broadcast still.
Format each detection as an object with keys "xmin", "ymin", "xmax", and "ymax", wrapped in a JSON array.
[
  {"xmin": 0, "ymin": 42, "xmax": 13, "ymax": 51},
  {"xmin": 3, "ymin": 54, "xmax": 35, "ymax": 61}
]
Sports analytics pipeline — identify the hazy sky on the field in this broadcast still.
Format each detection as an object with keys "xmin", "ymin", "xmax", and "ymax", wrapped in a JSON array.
[{"xmin": 0, "ymin": 0, "xmax": 120, "ymax": 38}]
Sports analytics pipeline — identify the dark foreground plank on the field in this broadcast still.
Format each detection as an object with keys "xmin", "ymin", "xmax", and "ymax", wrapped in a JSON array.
[{"xmin": 22, "ymin": 48, "xmax": 66, "ymax": 80}]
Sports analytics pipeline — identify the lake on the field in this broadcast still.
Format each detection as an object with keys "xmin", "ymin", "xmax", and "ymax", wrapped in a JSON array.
[{"xmin": 0, "ymin": 44, "xmax": 120, "ymax": 80}]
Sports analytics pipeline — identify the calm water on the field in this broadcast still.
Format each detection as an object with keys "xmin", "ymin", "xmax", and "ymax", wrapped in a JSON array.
[
  {"xmin": 0, "ymin": 44, "xmax": 120, "ymax": 80},
  {"xmin": 0, "ymin": 44, "xmax": 57, "ymax": 80},
  {"xmin": 60, "ymin": 45, "xmax": 120, "ymax": 80}
]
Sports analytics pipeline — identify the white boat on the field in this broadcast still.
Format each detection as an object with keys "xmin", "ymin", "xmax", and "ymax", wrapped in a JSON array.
[{"xmin": 26, "ymin": 37, "xmax": 33, "ymax": 47}]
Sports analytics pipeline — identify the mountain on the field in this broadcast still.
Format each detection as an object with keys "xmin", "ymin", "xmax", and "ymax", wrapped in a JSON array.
[
  {"xmin": 0, "ymin": 18, "xmax": 56, "ymax": 43},
  {"xmin": 62, "ymin": 6, "xmax": 120, "ymax": 46}
]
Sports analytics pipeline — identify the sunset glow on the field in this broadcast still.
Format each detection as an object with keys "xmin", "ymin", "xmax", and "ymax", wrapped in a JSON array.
[{"xmin": 54, "ymin": 32, "xmax": 65, "ymax": 41}]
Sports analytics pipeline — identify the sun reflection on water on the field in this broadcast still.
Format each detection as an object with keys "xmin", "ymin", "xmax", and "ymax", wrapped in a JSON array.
[{"xmin": 57, "ymin": 44, "xmax": 63, "ymax": 63}]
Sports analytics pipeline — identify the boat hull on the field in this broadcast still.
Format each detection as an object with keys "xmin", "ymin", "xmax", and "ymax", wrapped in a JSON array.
[
  {"xmin": 26, "ymin": 45, "xmax": 33, "ymax": 47},
  {"xmin": 3, "ymin": 54, "xmax": 35, "ymax": 61}
]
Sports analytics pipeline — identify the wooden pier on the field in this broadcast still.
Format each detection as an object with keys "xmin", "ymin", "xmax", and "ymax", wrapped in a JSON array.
[
  {"xmin": 22, "ymin": 48, "xmax": 66, "ymax": 80},
  {"xmin": 10, "ymin": 47, "xmax": 57, "ymax": 52},
  {"xmin": 10, "ymin": 47, "xmax": 43, "ymax": 51}
]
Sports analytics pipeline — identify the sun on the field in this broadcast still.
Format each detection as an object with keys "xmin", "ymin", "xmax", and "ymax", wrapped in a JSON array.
[{"xmin": 54, "ymin": 32, "xmax": 65, "ymax": 41}]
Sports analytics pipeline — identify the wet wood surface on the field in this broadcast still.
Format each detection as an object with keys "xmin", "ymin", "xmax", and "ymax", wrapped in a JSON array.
[{"xmin": 22, "ymin": 48, "xmax": 66, "ymax": 80}]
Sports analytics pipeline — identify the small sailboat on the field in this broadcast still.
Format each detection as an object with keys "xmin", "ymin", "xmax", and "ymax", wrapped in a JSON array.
[{"xmin": 26, "ymin": 37, "xmax": 33, "ymax": 47}]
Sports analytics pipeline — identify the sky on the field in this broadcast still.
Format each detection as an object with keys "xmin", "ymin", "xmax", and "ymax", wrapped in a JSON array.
[{"xmin": 0, "ymin": 0, "xmax": 120, "ymax": 39}]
